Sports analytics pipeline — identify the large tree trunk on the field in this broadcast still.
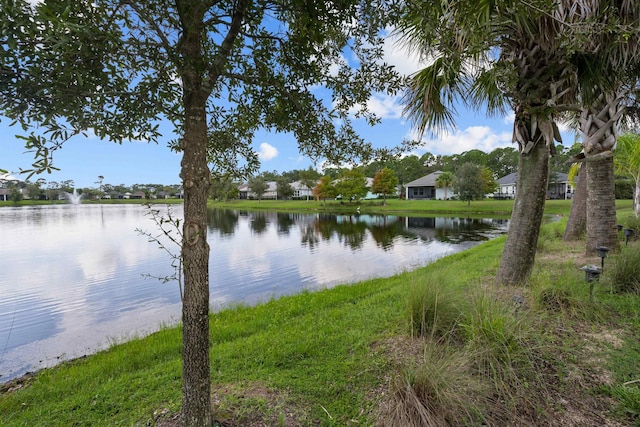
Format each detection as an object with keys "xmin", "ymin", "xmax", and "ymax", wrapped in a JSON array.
[
  {"xmin": 563, "ymin": 164, "xmax": 586, "ymax": 240},
  {"xmin": 581, "ymin": 93, "xmax": 623, "ymax": 255},
  {"xmin": 495, "ymin": 123, "xmax": 550, "ymax": 285},
  {"xmin": 179, "ymin": 3, "xmax": 212, "ymax": 425},
  {"xmin": 494, "ymin": 33, "xmax": 572, "ymax": 285},
  {"xmin": 586, "ymin": 155, "xmax": 618, "ymax": 254},
  {"xmin": 181, "ymin": 102, "xmax": 211, "ymax": 426}
]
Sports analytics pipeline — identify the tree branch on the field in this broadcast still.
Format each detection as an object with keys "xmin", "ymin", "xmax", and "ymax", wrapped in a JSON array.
[{"xmin": 203, "ymin": 0, "xmax": 252, "ymax": 95}]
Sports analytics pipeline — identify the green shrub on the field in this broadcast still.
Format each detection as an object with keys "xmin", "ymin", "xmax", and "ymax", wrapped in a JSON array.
[
  {"xmin": 615, "ymin": 178, "xmax": 635, "ymax": 199},
  {"xmin": 625, "ymin": 215, "xmax": 640, "ymax": 234},
  {"xmin": 603, "ymin": 243, "xmax": 640, "ymax": 294}
]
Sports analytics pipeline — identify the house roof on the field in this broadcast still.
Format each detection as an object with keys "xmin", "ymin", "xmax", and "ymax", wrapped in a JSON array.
[
  {"xmin": 496, "ymin": 172, "xmax": 518, "ymax": 185},
  {"xmin": 497, "ymin": 172, "xmax": 569, "ymax": 185},
  {"xmin": 405, "ymin": 171, "xmax": 444, "ymax": 187},
  {"xmin": 290, "ymin": 180, "xmax": 319, "ymax": 190},
  {"xmin": 240, "ymin": 181, "xmax": 278, "ymax": 192}
]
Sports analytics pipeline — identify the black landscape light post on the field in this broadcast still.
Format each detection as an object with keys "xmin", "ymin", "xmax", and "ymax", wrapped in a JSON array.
[
  {"xmin": 624, "ymin": 228, "xmax": 634, "ymax": 246},
  {"xmin": 617, "ymin": 224, "xmax": 624, "ymax": 232},
  {"xmin": 581, "ymin": 265, "xmax": 601, "ymax": 301},
  {"xmin": 596, "ymin": 246, "xmax": 610, "ymax": 272}
]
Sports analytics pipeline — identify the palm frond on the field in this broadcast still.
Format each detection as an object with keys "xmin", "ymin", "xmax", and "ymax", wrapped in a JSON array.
[
  {"xmin": 469, "ymin": 64, "xmax": 511, "ymax": 117},
  {"xmin": 402, "ymin": 56, "xmax": 470, "ymax": 136}
]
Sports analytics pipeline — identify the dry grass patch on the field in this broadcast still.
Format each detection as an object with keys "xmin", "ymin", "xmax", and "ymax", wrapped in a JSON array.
[{"xmin": 153, "ymin": 382, "xmax": 308, "ymax": 427}]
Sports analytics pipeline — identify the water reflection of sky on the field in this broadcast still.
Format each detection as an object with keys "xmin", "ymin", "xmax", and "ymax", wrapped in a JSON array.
[{"xmin": 0, "ymin": 205, "xmax": 507, "ymax": 382}]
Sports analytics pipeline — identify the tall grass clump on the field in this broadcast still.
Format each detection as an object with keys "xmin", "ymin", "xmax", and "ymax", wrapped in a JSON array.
[
  {"xmin": 530, "ymin": 263, "xmax": 603, "ymax": 319},
  {"xmin": 460, "ymin": 291, "xmax": 535, "ymax": 393},
  {"xmin": 406, "ymin": 273, "xmax": 468, "ymax": 342},
  {"xmin": 611, "ymin": 384, "xmax": 640, "ymax": 423},
  {"xmin": 603, "ymin": 242, "xmax": 640, "ymax": 294},
  {"xmin": 624, "ymin": 215, "xmax": 640, "ymax": 235},
  {"xmin": 383, "ymin": 343, "xmax": 485, "ymax": 427},
  {"xmin": 537, "ymin": 218, "xmax": 566, "ymax": 252}
]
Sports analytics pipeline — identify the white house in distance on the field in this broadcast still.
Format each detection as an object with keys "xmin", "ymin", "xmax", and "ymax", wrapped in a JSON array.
[
  {"xmin": 291, "ymin": 181, "xmax": 315, "ymax": 200},
  {"xmin": 495, "ymin": 172, "xmax": 573, "ymax": 199},
  {"xmin": 239, "ymin": 180, "xmax": 316, "ymax": 200},
  {"xmin": 404, "ymin": 171, "xmax": 454, "ymax": 200}
]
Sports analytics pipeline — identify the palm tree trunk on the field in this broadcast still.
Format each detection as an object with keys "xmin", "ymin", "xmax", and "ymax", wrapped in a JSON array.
[
  {"xmin": 581, "ymin": 93, "xmax": 624, "ymax": 255},
  {"xmin": 563, "ymin": 165, "xmax": 586, "ymax": 240},
  {"xmin": 495, "ymin": 131, "xmax": 550, "ymax": 286},
  {"xmin": 586, "ymin": 155, "xmax": 618, "ymax": 254}
]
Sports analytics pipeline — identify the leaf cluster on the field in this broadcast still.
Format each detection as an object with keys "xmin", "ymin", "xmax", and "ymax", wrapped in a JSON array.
[
  {"xmin": 396, "ymin": 0, "xmax": 640, "ymax": 138},
  {"xmin": 1, "ymin": 0, "xmax": 406, "ymax": 178}
]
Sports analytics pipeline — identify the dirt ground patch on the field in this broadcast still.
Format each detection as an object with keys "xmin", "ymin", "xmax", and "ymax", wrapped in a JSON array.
[{"xmin": 152, "ymin": 383, "xmax": 309, "ymax": 427}]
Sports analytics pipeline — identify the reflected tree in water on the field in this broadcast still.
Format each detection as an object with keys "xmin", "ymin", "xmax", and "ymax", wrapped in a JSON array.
[
  {"xmin": 276, "ymin": 213, "xmax": 295, "ymax": 235},
  {"xmin": 206, "ymin": 208, "xmax": 239, "ymax": 236},
  {"xmin": 249, "ymin": 212, "xmax": 268, "ymax": 234},
  {"xmin": 206, "ymin": 210, "xmax": 508, "ymax": 251}
]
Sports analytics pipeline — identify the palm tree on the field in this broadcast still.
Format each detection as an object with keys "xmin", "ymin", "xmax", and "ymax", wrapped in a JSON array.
[
  {"xmin": 615, "ymin": 133, "xmax": 640, "ymax": 217},
  {"xmin": 579, "ymin": 93, "xmax": 625, "ymax": 253},
  {"xmin": 563, "ymin": 163, "xmax": 587, "ymax": 241},
  {"xmin": 435, "ymin": 171, "xmax": 453, "ymax": 200},
  {"xmin": 561, "ymin": 1, "xmax": 640, "ymax": 253},
  {"xmin": 398, "ymin": 0, "xmax": 577, "ymax": 285}
]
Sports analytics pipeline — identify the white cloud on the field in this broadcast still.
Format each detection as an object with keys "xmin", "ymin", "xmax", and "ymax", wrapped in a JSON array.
[
  {"xmin": 258, "ymin": 142, "xmax": 278, "ymax": 161},
  {"xmin": 417, "ymin": 125, "xmax": 514, "ymax": 155},
  {"xmin": 367, "ymin": 94, "xmax": 404, "ymax": 119},
  {"xmin": 503, "ymin": 113, "xmax": 515, "ymax": 126},
  {"xmin": 340, "ymin": 30, "xmax": 422, "ymax": 122},
  {"xmin": 346, "ymin": 93, "xmax": 404, "ymax": 120},
  {"xmin": 382, "ymin": 29, "xmax": 424, "ymax": 77}
]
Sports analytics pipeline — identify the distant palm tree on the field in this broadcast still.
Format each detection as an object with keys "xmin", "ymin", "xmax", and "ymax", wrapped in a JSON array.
[{"xmin": 435, "ymin": 171, "xmax": 453, "ymax": 200}]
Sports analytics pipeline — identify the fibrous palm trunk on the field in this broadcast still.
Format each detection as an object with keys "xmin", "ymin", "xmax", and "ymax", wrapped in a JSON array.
[
  {"xmin": 495, "ymin": 37, "xmax": 570, "ymax": 286},
  {"xmin": 563, "ymin": 164, "xmax": 587, "ymax": 240},
  {"xmin": 580, "ymin": 93, "xmax": 624, "ymax": 255},
  {"xmin": 495, "ymin": 112, "xmax": 551, "ymax": 285}
]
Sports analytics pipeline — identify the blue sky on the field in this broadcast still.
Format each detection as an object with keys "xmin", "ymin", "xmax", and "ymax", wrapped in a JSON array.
[{"xmin": 1, "ymin": 32, "xmax": 572, "ymax": 189}]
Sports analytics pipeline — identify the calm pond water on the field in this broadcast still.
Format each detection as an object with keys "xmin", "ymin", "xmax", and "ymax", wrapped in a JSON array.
[{"xmin": 0, "ymin": 204, "xmax": 508, "ymax": 382}]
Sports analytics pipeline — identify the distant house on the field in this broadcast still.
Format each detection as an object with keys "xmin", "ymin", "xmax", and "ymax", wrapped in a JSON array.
[
  {"xmin": 495, "ymin": 173, "xmax": 518, "ymax": 199},
  {"xmin": 0, "ymin": 188, "xmax": 9, "ymax": 201},
  {"xmin": 404, "ymin": 171, "xmax": 453, "ymax": 200},
  {"xmin": 109, "ymin": 191, "xmax": 125, "ymax": 199},
  {"xmin": 239, "ymin": 181, "xmax": 278, "ymax": 200},
  {"xmin": 291, "ymin": 181, "xmax": 316, "ymax": 200},
  {"xmin": 495, "ymin": 172, "xmax": 573, "ymax": 200},
  {"xmin": 363, "ymin": 177, "xmax": 379, "ymax": 200},
  {"xmin": 547, "ymin": 172, "xmax": 573, "ymax": 199},
  {"xmin": 238, "ymin": 183, "xmax": 249, "ymax": 199},
  {"xmin": 130, "ymin": 191, "xmax": 145, "ymax": 199}
]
